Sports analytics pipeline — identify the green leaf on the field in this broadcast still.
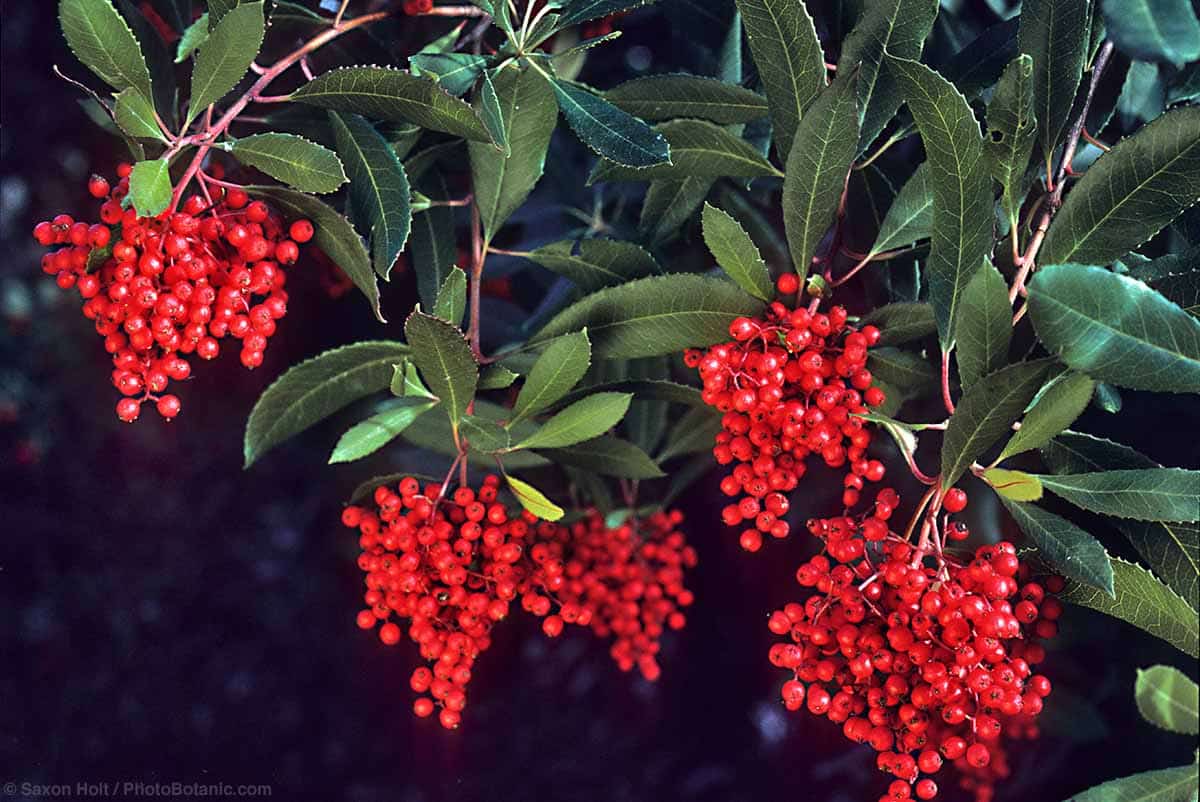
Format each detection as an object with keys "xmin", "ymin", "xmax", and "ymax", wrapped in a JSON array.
[
  {"xmin": 1027, "ymin": 264, "xmax": 1200, "ymax": 393},
  {"xmin": 867, "ymin": 346, "xmax": 937, "ymax": 393},
  {"xmin": 986, "ymin": 468, "xmax": 1045, "ymax": 502},
  {"xmin": 246, "ymin": 186, "xmax": 382, "ymax": 321},
  {"xmin": 410, "ymin": 171, "xmax": 456, "ymax": 309},
  {"xmin": 328, "ymin": 397, "xmax": 437, "ymax": 464},
  {"xmin": 328, "ymin": 111, "xmax": 412, "ymax": 280},
  {"xmin": 404, "ymin": 311, "xmax": 479, "ymax": 435},
  {"xmin": 986, "ymin": 55, "xmax": 1037, "ymax": 230},
  {"xmin": 393, "ymin": 360, "xmax": 434, "ymax": 399},
  {"xmin": 955, "ymin": 261, "xmax": 1012, "ymax": 389},
  {"xmin": 1151, "ymin": 270, "xmax": 1200, "ymax": 318},
  {"xmin": 604, "ymin": 74, "xmax": 769, "ymax": 124},
  {"xmin": 941, "ymin": 358, "xmax": 1059, "ymax": 488},
  {"xmin": 432, "ymin": 266, "xmax": 467, "ymax": 327},
  {"xmin": 175, "ymin": 12, "xmax": 209, "ymax": 62},
  {"xmin": 658, "ymin": 406, "xmax": 723, "ymax": 462},
  {"xmin": 243, "ymin": 341, "xmax": 410, "ymax": 468},
  {"xmin": 1036, "ymin": 469, "xmax": 1200, "ymax": 522},
  {"xmin": 291, "ymin": 67, "xmax": 495, "ymax": 144},
  {"xmin": 1063, "ymin": 763, "xmax": 1200, "ymax": 802},
  {"xmin": 59, "ymin": 0, "xmax": 154, "ymax": 100},
  {"xmin": 549, "ymin": 77, "xmax": 671, "ymax": 168},
  {"xmin": 1040, "ymin": 107, "xmax": 1200, "ymax": 266},
  {"xmin": 207, "ymin": 0, "xmax": 241, "ymax": 26},
  {"xmin": 589, "ymin": 119, "xmax": 781, "ymax": 183},
  {"xmin": 187, "ymin": 1, "xmax": 264, "ymax": 124},
  {"xmin": 479, "ymin": 364, "xmax": 519, "ymax": 390},
  {"xmin": 409, "ymin": 52, "xmax": 488, "ymax": 96},
  {"xmin": 861, "ymin": 302, "xmax": 936, "ymax": 346},
  {"xmin": 1018, "ymin": 0, "xmax": 1091, "ymax": 168},
  {"xmin": 1101, "ymin": 0, "xmax": 1200, "ymax": 66},
  {"xmin": 867, "ymin": 162, "xmax": 932, "ymax": 257},
  {"xmin": 477, "ymin": 71, "xmax": 507, "ymax": 155},
  {"xmin": 702, "ymin": 203, "xmax": 774, "ymax": 300},
  {"xmin": 526, "ymin": 238, "xmax": 660, "ymax": 292},
  {"xmin": 1135, "ymin": 665, "xmax": 1199, "ymax": 735},
  {"xmin": 1118, "ymin": 520, "xmax": 1199, "ymax": 612},
  {"xmin": 1041, "ymin": 431, "xmax": 1159, "ymax": 474},
  {"xmin": 836, "ymin": 0, "xmax": 938, "ymax": 153},
  {"xmin": 999, "ymin": 372, "xmax": 1095, "ymax": 460},
  {"xmin": 229, "ymin": 132, "xmax": 347, "ymax": 193},
  {"xmin": 556, "ymin": 0, "xmax": 653, "ymax": 27},
  {"xmin": 782, "ymin": 72, "xmax": 860, "ymax": 282},
  {"xmin": 640, "ymin": 177, "xmax": 714, "ymax": 245},
  {"xmin": 512, "ymin": 330, "xmax": 592, "ymax": 424},
  {"xmin": 734, "ymin": 0, "xmax": 825, "ymax": 161},
  {"xmin": 536, "ymin": 435, "xmax": 665, "ymax": 479},
  {"xmin": 534, "ymin": 274, "xmax": 763, "ymax": 359},
  {"xmin": 505, "ymin": 474, "xmax": 564, "ymax": 521},
  {"xmin": 1001, "ymin": 497, "xmax": 1115, "ymax": 595},
  {"xmin": 515, "ymin": 392, "xmax": 631, "ymax": 450},
  {"xmin": 1062, "ymin": 556, "xmax": 1199, "ymax": 658},
  {"xmin": 113, "ymin": 88, "xmax": 165, "ymax": 141},
  {"xmin": 889, "ymin": 58, "xmax": 992, "ymax": 348},
  {"xmin": 471, "ymin": 66, "xmax": 558, "ymax": 242},
  {"xmin": 127, "ymin": 158, "xmax": 171, "ymax": 217}
]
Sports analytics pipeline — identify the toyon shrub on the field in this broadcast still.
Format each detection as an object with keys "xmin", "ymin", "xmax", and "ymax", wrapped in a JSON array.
[{"xmin": 38, "ymin": 0, "xmax": 1200, "ymax": 799}]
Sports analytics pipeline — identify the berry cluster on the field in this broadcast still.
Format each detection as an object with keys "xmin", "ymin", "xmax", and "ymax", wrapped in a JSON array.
[
  {"xmin": 769, "ymin": 488, "xmax": 1060, "ymax": 802},
  {"xmin": 684, "ymin": 275, "xmax": 886, "ymax": 552},
  {"xmin": 33, "ymin": 166, "xmax": 311, "ymax": 422},
  {"xmin": 343, "ymin": 475, "xmax": 695, "ymax": 728}
]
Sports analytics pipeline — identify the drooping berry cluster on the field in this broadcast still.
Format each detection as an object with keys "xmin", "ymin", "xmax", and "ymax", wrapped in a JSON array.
[
  {"xmin": 33, "ymin": 166, "xmax": 312, "ymax": 422},
  {"xmin": 769, "ymin": 489, "xmax": 1060, "ymax": 802},
  {"xmin": 683, "ymin": 276, "xmax": 886, "ymax": 552},
  {"xmin": 343, "ymin": 475, "xmax": 695, "ymax": 729}
]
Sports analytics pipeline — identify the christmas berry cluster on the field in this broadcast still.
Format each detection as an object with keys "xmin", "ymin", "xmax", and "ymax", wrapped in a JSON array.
[
  {"xmin": 343, "ymin": 475, "xmax": 696, "ymax": 729},
  {"xmin": 769, "ymin": 487, "xmax": 1061, "ymax": 802},
  {"xmin": 33, "ymin": 165, "xmax": 312, "ymax": 422},
  {"xmin": 683, "ymin": 275, "xmax": 887, "ymax": 552}
]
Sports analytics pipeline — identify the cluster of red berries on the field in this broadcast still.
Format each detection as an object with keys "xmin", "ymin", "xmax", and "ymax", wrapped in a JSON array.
[
  {"xmin": 684, "ymin": 275, "xmax": 886, "ymax": 552},
  {"xmin": 769, "ymin": 487, "xmax": 1061, "ymax": 802},
  {"xmin": 401, "ymin": 0, "xmax": 433, "ymax": 15},
  {"xmin": 33, "ymin": 165, "xmax": 312, "ymax": 422},
  {"xmin": 343, "ymin": 475, "xmax": 695, "ymax": 729}
]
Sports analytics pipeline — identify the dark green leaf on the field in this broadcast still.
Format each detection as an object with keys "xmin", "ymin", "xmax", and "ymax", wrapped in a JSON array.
[
  {"xmin": 557, "ymin": 0, "xmax": 654, "ymax": 28},
  {"xmin": 1101, "ymin": 0, "xmax": 1200, "ymax": 66},
  {"xmin": 640, "ymin": 177, "xmax": 713, "ymax": 244},
  {"xmin": 175, "ymin": 12, "xmax": 208, "ymax": 62},
  {"xmin": 862, "ymin": 302, "xmax": 936, "ymax": 346},
  {"xmin": 113, "ymin": 88, "xmax": 165, "ymax": 141},
  {"xmin": 479, "ymin": 364, "xmax": 519, "ymax": 390},
  {"xmin": 433, "ymin": 266, "xmax": 467, "ymax": 327},
  {"xmin": 734, "ymin": 0, "xmax": 826, "ymax": 160},
  {"xmin": 867, "ymin": 161, "xmax": 932, "ymax": 256},
  {"xmin": 782, "ymin": 72, "xmax": 860, "ymax": 281},
  {"xmin": 187, "ymin": 1, "xmax": 264, "ymax": 124},
  {"xmin": 1061, "ymin": 556, "xmax": 1198, "ymax": 658},
  {"xmin": 549, "ymin": 77, "xmax": 670, "ymax": 168},
  {"xmin": 1040, "ymin": 107, "xmax": 1200, "ymax": 266},
  {"xmin": 942, "ymin": 17, "xmax": 1020, "ymax": 100},
  {"xmin": 243, "ymin": 341, "xmax": 409, "ymax": 467},
  {"xmin": 1118, "ymin": 520, "xmax": 1199, "ymax": 612},
  {"xmin": 536, "ymin": 435, "xmax": 665, "ymax": 479},
  {"xmin": 409, "ymin": 52, "xmax": 488, "ymax": 96},
  {"xmin": 702, "ymin": 203, "xmax": 774, "ymax": 300},
  {"xmin": 890, "ymin": 58, "xmax": 992, "ymax": 347},
  {"xmin": 1041, "ymin": 430, "xmax": 1159, "ymax": 474},
  {"xmin": 589, "ymin": 119, "xmax": 781, "ymax": 183},
  {"xmin": 1018, "ymin": 0, "xmax": 1091, "ymax": 168},
  {"xmin": 1062, "ymin": 763, "xmax": 1200, "ymax": 802},
  {"xmin": 534, "ymin": 274, "xmax": 763, "ymax": 359},
  {"xmin": 329, "ymin": 111, "xmax": 412, "ymax": 280},
  {"xmin": 291, "ymin": 67, "xmax": 495, "ymax": 143},
  {"xmin": 59, "ymin": 0, "xmax": 154, "ymax": 100},
  {"xmin": 986, "ymin": 55, "xmax": 1037, "ymax": 230},
  {"xmin": 1151, "ymin": 270, "xmax": 1200, "ymax": 318},
  {"xmin": 1028, "ymin": 264, "xmax": 1200, "ymax": 393},
  {"xmin": 328, "ymin": 397, "xmax": 437, "ymax": 464},
  {"xmin": 941, "ymin": 358, "xmax": 1059, "ymax": 487},
  {"xmin": 836, "ymin": 0, "xmax": 938, "ymax": 153},
  {"xmin": 505, "ymin": 474, "xmax": 564, "ymax": 521},
  {"xmin": 207, "ymin": 0, "xmax": 240, "ymax": 26},
  {"xmin": 658, "ymin": 406, "xmax": 722, "ymax": 462},
  {"xmin": 867, "ymin": 346, "xmax": 937, "ymax": 393},
  {"xmin": 999, "ymin": 372, "xmax": 1095, "ymax": 460},
  {"xmin": 955, "ymin": 261, "xmax": 1012, "ymax": 389},
  {"xmin": 1135, "ymin": 665, "xmax": 1199, "ymax": 735},
  {"xmin": 604, "ymin": 74, "xmax": 769, "ymax": 124},
  {"xmin": 247, "ymin": 186, "xmax": 382, "ymax": 321},
  {"xmin": 1000, "ymin": 497, "xmax": 1114, "ymax": 595},
  {"xmin": 229, "ymin": 132, "xmax": 347, "ymax": 193},
  {"xmin": 471, "ymin": 66, "xmax": 558, "ymax": 241},
  {"xmin": 404, "ymin": 311, "xmax": 479, "ymax": 434},
  {"xmin": 128, "ymin": 158, "xmax": 171, "ymax": 217},
  {"xmin": 409, "ymin": 171, "xmax": 456, "ymax": 310},
  {"xmin": 477, "ymin": 71, "xmax": 507, "ymax": 155},
  {"xmin": 1036, "ymin": 469, "xmax": 1200, "ymax": 522},
  {"xmin": 526, "ymin": 238, "xmax": 660, "ymax": 292},
  {"xmin": 512, "ymin": 330, "xmax": 592, "ymax": 423}
]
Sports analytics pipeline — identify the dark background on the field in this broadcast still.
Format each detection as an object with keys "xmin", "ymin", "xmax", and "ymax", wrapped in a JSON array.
[{"xmin": 2, "ymin": 2, "xmax": 1198, "ymax": 801}]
